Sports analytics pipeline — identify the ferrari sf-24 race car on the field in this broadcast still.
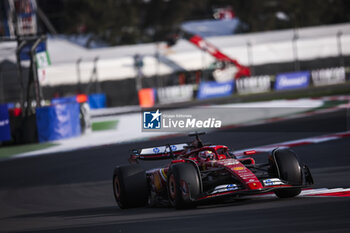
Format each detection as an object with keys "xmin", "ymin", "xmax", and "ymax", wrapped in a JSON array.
[{"xmin": 112, "ymin": 132, "xmax": 313, "ymax": 209}]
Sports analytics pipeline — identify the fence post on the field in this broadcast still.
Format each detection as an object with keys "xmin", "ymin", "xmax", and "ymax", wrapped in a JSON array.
[
  {"xmin": 76, "ymin": 58, "xmax": 82, "ymax": 93},
  {"xmin": 15, "ymin": 40, "xmax": 27, "ymax": 110},
  {"xmin": 246, "ymin": 41, "xmax": 254, "ymax": 76},
  {"xmin": 337, "ymin": 31, "xmax": 344, "ymax": 67},
  {"xmin": 30, "ymin": 36, "xmax": 46, "ymax": 108},
  {"xmin": 292, "ymin": 29, "xmax": 300, "ymax": 71},
  {"xmin": 0, "ymin": 68, "xmax": 3, "ymax": 103}
]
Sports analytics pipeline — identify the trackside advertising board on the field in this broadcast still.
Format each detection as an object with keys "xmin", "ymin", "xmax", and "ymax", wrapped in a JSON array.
[
  {"xmin": 0, "ymin": 104, "xmax": 11, "ymax": 142},
  {"xmin": 236, "ymin": 75, "xmax": 271, "ymax": 94},
  {"xmin": 197, "ymin": 81, "xmax": 234, "ymax": 99},
  {"xmin": 311, "ymin": 67, "xmax": 346, "ymax": 86},
  {"xmin": 274, "ymin": 71, "xmax": 310, "ymax": 91},
  {"xmin": 157, "ymin": 85, "xmax": 194, "ymax": 104}
]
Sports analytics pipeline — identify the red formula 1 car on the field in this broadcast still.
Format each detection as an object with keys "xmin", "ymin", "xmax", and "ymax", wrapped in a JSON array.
[{"xmin": 112, "ymin": 132, "xmax": 313, "ymax": 209}]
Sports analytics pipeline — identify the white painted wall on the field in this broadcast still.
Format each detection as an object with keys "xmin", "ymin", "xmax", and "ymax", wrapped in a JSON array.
[{"xmin": 1, "ymin": 23, "xmax": 350, "ymax": 86}]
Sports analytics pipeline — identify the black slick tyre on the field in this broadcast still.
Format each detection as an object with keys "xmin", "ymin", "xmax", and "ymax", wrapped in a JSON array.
[
  {"xmin": 271, "ymin": 148, "xmax": 302, "ymax": 198},
  {"xmin": 113, "ymin": 165, "xmax": 148, "ymax": 209},
  {"xmin": 167, "ymin": 163, "xmax": 200, "ymax": 209}
]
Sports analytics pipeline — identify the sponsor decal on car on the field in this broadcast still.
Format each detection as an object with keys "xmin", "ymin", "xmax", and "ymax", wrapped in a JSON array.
[
  {"xmin": 211, "ymin": 184, "xmax": 240, "ymax": 194},
  {"xmin": 153, "ymin": 173, "xmax": 162, "ymax": 192},
  {"xmin": 226, "ymin": 184, "xmax": 237, "ymax": 191},
  {"xmin": 153, "ymin": 147, "xmax": 160, "ymax": 153},
  {"xmin": 262, "ymin": 178, "xmax": 285, "ymax": 186},
  {"xmin": 221, "ymin": 159, "xmax": 240, "ymax": 166},
  {"xmin": 140, "ymin": 144, "xmax": 188, "ymax": 155},
  {"xmin": 160, "ymin": 168, "xmax": 168, "ymax": 181}
]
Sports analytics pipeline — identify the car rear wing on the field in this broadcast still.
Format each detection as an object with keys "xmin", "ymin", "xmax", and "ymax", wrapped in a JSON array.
[{"xmin": 130, "ymin": 143, "xmax": 189, "ymax": 161}]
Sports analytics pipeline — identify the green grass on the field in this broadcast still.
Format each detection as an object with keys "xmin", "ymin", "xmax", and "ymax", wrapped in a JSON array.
[
  {"xmin": 0, "ymin": 142, "xmax": 57, "ymax": 160},
  {"xmin": 91, "ymin": 120, "xmax": 118, "ymax": 131},
  {"xmin": 315, "ymin": 100, "xmax": 348, "ymax": 109},
  {"xmin": 0, "ymin": 120, "xmax": 118, "ymax": 160}
]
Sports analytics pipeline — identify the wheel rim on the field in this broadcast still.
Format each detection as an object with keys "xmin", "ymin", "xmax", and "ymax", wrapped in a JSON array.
[{"xmin": 169, "ymin": 175, "xmax": 176, "ymax": 200}]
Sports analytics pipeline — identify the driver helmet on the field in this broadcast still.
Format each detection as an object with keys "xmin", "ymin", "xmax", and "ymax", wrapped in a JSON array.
[{"xmin": 199, "ymin": 150, "xmax": 215, "ymax": 161}]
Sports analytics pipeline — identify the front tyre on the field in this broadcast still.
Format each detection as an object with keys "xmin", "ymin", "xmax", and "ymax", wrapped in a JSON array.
[
  {"xmin": 113, "ymin": 165, "xmax": 148, "ymax": 209},
  {"xmin": 167, "ymin": 163, "xmax": 200, "ymax": 209},
  {"xmin": 271, "ymin": 148, "xmax": 302, "ymax": 198}
]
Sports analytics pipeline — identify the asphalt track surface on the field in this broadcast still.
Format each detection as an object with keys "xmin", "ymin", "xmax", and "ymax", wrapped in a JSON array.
[{"xmin": 0, "ymin": 109, "xmax": 350, "ymax": 233}]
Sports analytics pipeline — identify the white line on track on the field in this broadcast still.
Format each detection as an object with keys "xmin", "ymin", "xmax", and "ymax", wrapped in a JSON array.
[
  {"xmin": 234, "ymin": 131, "xmax": 350, "ymax": 154},
  {"xmin": 245, "ymin": 188, "xmax": 350, "ymax": 199}
]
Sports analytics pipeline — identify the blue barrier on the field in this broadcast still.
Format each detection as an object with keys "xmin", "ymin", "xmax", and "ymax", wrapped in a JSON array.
[
  {"xmin": 197, "ymin": 81, "xmax": 234, "ymax": 99},
  {"xmin": 52, "ymin": 94, "xmax": 107, "ymax": 109},
  {"xmin": 88, "ymin": 93, "xmax": 106, "ymax": 109},
  {"xmin": 7, "ymin": 103, "xmax": 15, "ymax": 109},
  {"xmin": 36, "ymin": 103, "xmax": 81, "ymax": 142},
  {"xmin": 275, "ymin": 71, "xmax": 310, "ymax": 91},
  {"xmin": 0, "ymin": 104, "xmax": 11, "ymax": 142},
  {"xmin": 51, "ymin": 96, "xmax": 77, "ymax": 105}
]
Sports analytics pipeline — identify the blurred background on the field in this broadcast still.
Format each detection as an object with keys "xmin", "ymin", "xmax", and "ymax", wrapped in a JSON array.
[
  {"xmin": 35, "ymin": 0, "xmax": 350, "ymax": 46},
  {"xmin": 1, "ymin": 3, "xmax": 350, "ymax": 232}
]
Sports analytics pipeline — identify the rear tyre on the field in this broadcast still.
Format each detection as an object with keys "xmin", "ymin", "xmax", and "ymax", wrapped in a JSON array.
[
  {"xmin": 271, "ymin": 148, "xmax": 302, "ymax": 198},
  {"xmin": 167, "ymin": 163, "xmax": 200, "ymax": 209},
  {"xmin": 113, "ymin": 165, "xmax": 148, "ymax": 209}
]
